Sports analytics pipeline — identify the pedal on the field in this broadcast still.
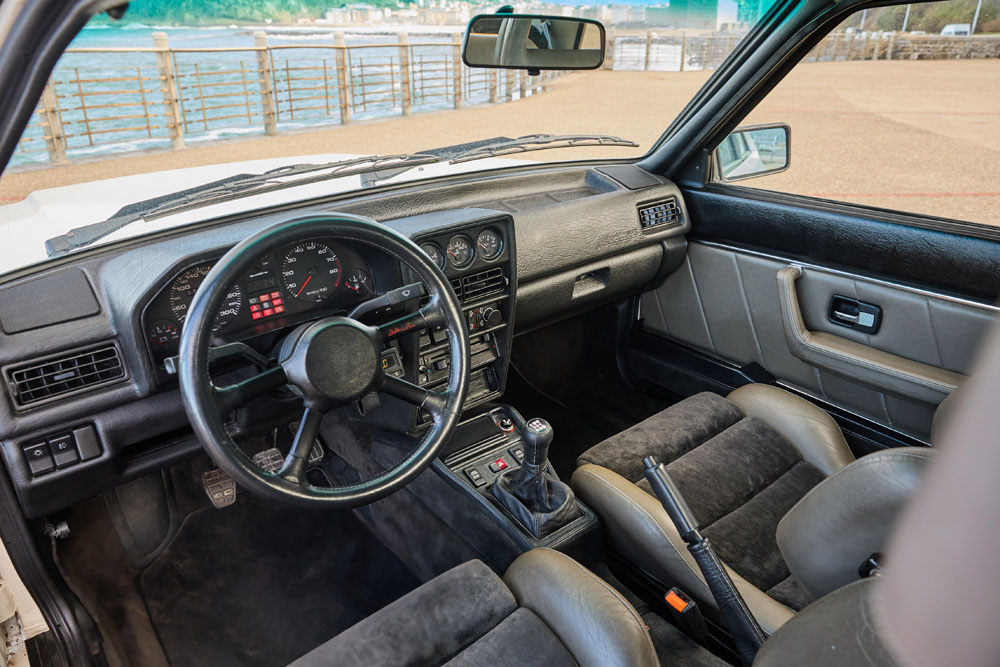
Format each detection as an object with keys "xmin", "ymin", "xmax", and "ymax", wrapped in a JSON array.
[
  {"xmin": 253, "ymin": 447, "xmax": 284, "ymax": 474},
  {"xmin": 284, "ymin": 421, "xmax": 326, "ymax": 464},
  {"xmin": 202, "ymin": 468, "xmax": 237, "ymax": 508},
  {"xmin": 309, "ymin": 440, "xmax": 324, "ymax": 463},
  {"xmin": 252, "ymin": 442, "xmax": 324, "ymax": 475}
]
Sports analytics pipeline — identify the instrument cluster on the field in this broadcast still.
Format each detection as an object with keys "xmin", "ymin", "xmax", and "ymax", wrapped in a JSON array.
[{"xmin": 142, "ymin": 238, "xmax": 378, "ymax": 363}]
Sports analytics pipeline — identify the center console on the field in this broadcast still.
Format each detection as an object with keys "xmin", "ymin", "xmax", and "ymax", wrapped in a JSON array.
[
  {"xmin": 408, "ymin": 214, "xmax": 516, "ymax": 425},
  {"xmin": 439, "ymin": 406, "xmax": 598, "ymax": 552}
]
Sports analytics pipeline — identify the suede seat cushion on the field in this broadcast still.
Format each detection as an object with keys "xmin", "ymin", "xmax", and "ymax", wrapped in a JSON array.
[
  {"xmin": 289, "ymin": 560, "xmax": 576, "ymax": 667},
  {"xmin": 577, "ymin": 392, "xmax": 826, "ymax": 611}
]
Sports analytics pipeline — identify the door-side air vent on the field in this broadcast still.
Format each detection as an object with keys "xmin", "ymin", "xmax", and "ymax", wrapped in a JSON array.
[
  {"xmin": 638, "ymin": 197, "xmax": 681, "ymax": 231},
  {"xmin": 7, "ymin": 344, "xmax": 125, "ymax": 407},
  {"xmin": 462, "ymin": 267, "xmax": 504, "ymax": 302}
]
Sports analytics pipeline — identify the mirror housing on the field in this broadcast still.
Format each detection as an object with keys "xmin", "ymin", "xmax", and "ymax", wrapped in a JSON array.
[
  {"xmin": 713, "ymin": 123, "xmax": 790, "ymax": 182},
  {"xmin": 462, "ymin": 14, "xmax": 606, "ymax": 72}
]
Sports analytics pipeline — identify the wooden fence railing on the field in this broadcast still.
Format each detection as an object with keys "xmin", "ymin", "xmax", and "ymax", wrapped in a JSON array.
[
  {"xmin": 15, "ymin": 31, "xmax": 561, "ymax": 165},
  {"xmin": 14, "ymin": 30, "xmax": 1000, "ymax": 166}
]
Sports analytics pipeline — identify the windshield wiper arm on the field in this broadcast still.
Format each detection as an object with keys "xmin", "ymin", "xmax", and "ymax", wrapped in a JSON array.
[
  {"xmin": 446, "ymin": 134, "xmax": 638, "ymax": 163},
  {"xmin": 44, "ymin": 153, "xmax": 439, "ymax": 257}
]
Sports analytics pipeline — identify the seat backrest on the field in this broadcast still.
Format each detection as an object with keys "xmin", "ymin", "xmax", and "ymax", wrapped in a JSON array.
[{"xmin": 754, "ymin": 324, "xmax": 1000, "ymax": 666}]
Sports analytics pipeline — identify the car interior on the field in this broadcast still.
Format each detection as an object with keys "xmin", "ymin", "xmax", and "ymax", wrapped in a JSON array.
[{"xmin": 0, "ymin": 0, "xmax": 998, "ymax": 666}]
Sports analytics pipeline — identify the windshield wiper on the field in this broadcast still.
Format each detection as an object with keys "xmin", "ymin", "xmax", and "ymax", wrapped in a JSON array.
[
  {"xmin": 45, "ymin": 134, "xmax": 637, "ymax": 257},
  {"xmin": 361, "ymin": 133, "xmax": 639, "ymax": 185},
  {"xmin": 44, "ymin": 153, "xmax": 439, "ymax": 257},
  {"xmin": 446, "ymin": 134, "xmax": 638, "ymax": 163}
]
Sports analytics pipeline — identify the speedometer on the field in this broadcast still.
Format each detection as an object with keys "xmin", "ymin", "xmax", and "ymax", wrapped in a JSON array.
[
  {"xmin": 168, "ymin": 264, "xmax": 243, "ymax": 332},
  {"xmin": 281, "ymin": 241, "xmax": 342, "ymax": 302}
]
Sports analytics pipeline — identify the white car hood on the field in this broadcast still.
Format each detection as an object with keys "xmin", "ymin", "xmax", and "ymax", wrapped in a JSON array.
[{"xmin": 0, "ymin": 153, "xmax": 527, "ymax": 276}]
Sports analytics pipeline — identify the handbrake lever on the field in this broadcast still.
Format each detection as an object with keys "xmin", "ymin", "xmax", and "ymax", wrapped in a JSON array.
[{"xmin": 643, "ymin": 456, "xmax": 766, "ymax": 666}]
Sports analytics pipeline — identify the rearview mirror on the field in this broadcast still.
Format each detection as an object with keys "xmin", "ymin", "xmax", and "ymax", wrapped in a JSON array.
[
  {"xmin": 713, "ymin": 123, "xmax": 790, "ymax": 182},
  {"xmin": 462, "ymin": 14, "xmax": 606, "ymax": 72}
]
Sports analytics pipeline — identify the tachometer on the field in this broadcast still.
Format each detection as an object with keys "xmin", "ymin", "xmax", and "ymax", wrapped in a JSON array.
[
  {"xmin": 281, "ymin": 241, "xmax": 342, "ymax": 302},
  {"xmin": 168, "ymin": 265, "xmax": 243, "ymax": 332},
  {"xmin": 446, "ymin": 235, "xmax": 474, "ymax": 269}
]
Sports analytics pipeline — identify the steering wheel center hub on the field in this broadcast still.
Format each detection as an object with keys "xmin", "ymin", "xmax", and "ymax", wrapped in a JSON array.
[{"xmin": 280, "ymin": 316, "xmax": 381, "ymax": 409}]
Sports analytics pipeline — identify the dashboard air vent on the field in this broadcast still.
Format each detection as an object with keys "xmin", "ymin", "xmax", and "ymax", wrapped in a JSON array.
[
  {"xmin": 462, "ymin": 267, "xmax": 505, "ymax": 301},
  {"xmin": 450, "ymin": 278, "xmax": 463, "ymax": 300},
  {"xmin": 638, "ymin": 197, "xmax": 681, "ymax": 231},
  {"xmin": 7, "ymin": 344, "xmax": 125, "ymax": 407}
]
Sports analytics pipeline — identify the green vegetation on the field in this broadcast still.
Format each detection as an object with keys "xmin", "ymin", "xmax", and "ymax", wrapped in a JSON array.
[
  {"xmin": 102, "ymin": 0, "xmax": 417, "ymax": 24},
  {"xmin": 842, "ymin": 0, "xmax": 1000, "ymax": 34}
]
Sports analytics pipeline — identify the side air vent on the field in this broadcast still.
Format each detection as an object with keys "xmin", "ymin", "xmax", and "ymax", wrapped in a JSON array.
[
  {"xmin": 462, "ymin": 267, "xmax": 505, "ymax": 302},
  {"xmin": 638, "ymin": 197, "xmax": 681, "ymax": 231},
  {"xmin": 7, "ymin": 344, "xmax": 125, "ymax": 407}
]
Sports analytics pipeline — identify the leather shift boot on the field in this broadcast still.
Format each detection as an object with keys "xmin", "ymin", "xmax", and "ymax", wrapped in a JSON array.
[{"xmin": 492, "ymin": 462, "xmax": 582, "ymax": 538}]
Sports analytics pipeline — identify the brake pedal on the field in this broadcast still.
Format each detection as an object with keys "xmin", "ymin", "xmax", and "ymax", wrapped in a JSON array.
[
  {"xmin": 253, "ymin": 447, "xmax": 284, "ymax": 474},
  {"xmin": 252, "ymin": 442, "xmax": 324, "ymax": 475},
  {"xmin": 202, "ymin": 468, "xmax": 237, "ymax": 508}
]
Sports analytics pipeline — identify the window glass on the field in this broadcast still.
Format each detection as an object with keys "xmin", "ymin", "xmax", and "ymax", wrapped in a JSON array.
[{"xmin": 730, "ymin": 0, "xmax": 1000, "ymax": 227}]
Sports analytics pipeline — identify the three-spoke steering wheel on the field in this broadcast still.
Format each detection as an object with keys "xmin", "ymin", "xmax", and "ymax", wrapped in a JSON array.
[{"xmin": 178, "ymin": 213, "xmax": 469, "ymax": 508}]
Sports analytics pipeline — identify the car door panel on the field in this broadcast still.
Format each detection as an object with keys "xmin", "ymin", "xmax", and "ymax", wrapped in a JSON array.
[
  {"xmin": 639, "ymin": 240, "xmax": 997, "ymax": 442},
  {"xmin": 685, "ymin": 188, "xmax": 1000, "ymax": 302}
]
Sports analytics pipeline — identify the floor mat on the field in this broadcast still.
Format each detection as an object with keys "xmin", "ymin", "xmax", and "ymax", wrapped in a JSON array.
[{"xmin": 138, "ymin": 495, "xmax": 418, "ymax": 667}]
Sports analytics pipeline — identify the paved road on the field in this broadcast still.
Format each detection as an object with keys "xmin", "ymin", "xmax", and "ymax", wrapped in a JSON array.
[{"xmin": 2, "ymin": 59, "xmax": 997, "ymax": 225}]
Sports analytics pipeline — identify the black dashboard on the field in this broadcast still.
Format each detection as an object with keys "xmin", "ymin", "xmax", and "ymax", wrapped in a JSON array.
[{"xmin": 0, "ymin": 164, "xmax": 690, "ymax": 518}]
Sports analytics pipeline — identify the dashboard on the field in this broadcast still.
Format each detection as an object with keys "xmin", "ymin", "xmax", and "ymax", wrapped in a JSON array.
[{"xmin": 0, "ymin": 164, "xmax": 690, "ymax": 518}]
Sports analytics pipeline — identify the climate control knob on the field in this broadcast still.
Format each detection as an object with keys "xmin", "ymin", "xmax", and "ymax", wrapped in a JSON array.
[{"xmin": 481, "ymin": 307, "xmax": 502, "ymax": 328}]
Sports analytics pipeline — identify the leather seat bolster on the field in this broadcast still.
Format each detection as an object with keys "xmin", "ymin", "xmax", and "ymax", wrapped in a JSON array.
[
  {"xmin": 753, "ymin": 578, "xmax": 899, "ymax": 667},
  {"xmin": 727, "ymin": 384, "xmax": 854, "ymax": 476},
  {"xmin": 776, "ymin": 448, "xmax": 932, "ymax": 603},
  {"xmin": 503, "ymin": 548, "xmax": 659, "ymax": 667},
  {"xmin": 572, "ymin": 464, "xmax": 794, "ymax": 635}
]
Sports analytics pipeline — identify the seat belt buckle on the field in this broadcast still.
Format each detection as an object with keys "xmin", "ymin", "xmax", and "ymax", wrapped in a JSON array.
[{"xmin": 664, "ymin": 587, "xmax": 708, "ymax": 643}]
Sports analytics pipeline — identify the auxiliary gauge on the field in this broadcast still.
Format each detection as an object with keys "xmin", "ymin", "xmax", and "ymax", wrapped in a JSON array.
[
  {"xmin": 446, "ymin": 235, "xmax": 474, "ymax": 269},
  {"xmin": 476, "ymin": 229, "xmax": 503, "ymax": 260},
  {"xmin": 420, "ymin": 243, "xmax": 445, "ymax": 269}
]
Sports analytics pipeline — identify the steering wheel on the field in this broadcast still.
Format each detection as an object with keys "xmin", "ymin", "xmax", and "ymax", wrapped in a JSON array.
[{"xmin": 178, "ymin": 213, "xmax": 469, "ymax": 508}]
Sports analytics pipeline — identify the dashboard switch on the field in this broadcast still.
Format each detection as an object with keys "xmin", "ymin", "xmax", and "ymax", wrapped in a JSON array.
[
  {"xmin": 49, "ymin": 434, "xmax": 80, "ymax": 468},
  {"xmin": 23, "ymin": 442, "xmax": 55, "ymax": 476},
  {"xmin": 73, "ymin": 426, "xmax": 103, "ymax": 461}
]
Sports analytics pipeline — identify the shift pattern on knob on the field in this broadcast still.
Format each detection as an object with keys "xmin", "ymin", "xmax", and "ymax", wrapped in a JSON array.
[{"xmin": 519, "ymin": 417, "xmax": 553, "ymax": 468}]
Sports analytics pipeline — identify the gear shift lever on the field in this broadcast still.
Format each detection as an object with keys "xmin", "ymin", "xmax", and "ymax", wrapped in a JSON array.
[
  {"xmin": 491, "ymin": 412, "xmax": 581, "ymax": 538},
  {"xmin": 506, "ymin": 418, "xmax": 556, "ymax": 509}
]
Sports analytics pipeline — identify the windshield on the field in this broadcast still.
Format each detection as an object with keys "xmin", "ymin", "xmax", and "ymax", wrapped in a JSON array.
[{"xmin": 0, "ymin": 0, "xmax": 769, "ymax": 273}]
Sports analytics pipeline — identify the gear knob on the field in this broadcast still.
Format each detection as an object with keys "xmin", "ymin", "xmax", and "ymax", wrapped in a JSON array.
[{"xmin": 520, "ymin": 418, "xmax": 553, "ymax": 467}]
